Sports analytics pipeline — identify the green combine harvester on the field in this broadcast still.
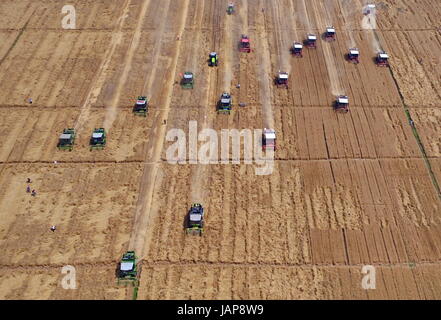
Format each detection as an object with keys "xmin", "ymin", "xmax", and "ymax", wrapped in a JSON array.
[
  {"xmin": 185, "ymin": 203, "xmax": 204, "ymax": 236},
  {"xmin": 117, "ymin": 251, "xmax": 138, "ymax": 285},
  {"xmin": 181, "ymin": 72, "xmax": 194, "ymax": 89},
  {"xmin": 57, "ymin": 128, "xmax": 76, "ymax": 151},
  {"xmin": 217, "ymin": 92, "xmax": 232, "ymax": 114},
  {"xmin": 133, "ymin": 96, "xmax": 148, "ymax": 117},
  {"xmin": 227, "ymin": 3, "xmax": 234, "ymax": 14},
  {"xmin": 90, "ymin": 128, "xmax": 106, "ymax": 150}
]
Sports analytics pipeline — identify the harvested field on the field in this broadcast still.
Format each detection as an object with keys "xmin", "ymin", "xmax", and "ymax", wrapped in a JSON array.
[{"xmin": 0, "ymin": 0, "xmax": 440, "ymax": 300}]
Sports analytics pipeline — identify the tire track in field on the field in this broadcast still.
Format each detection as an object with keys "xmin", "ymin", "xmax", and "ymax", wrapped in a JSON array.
[
  {"xmin": 256, "ymin": 0, "xmax": 274, "ymax": 129},
  {"xmin": 310, "ymin": 0, "xmax": 344, "ymax": 96},
  {"xmin": 74, "ymin": 0, "xmax": 132, "ymax": 132},
  {"xmin": 190, "ymin": 0, "xmax": 221, "ymax": 204},
  {"xmin": 102, "ymin": 0, "xmax": 153, "ymax": 131},
  {"xmin": 129, "ymin": 0, "xmax": 191, "ymax": 256}
]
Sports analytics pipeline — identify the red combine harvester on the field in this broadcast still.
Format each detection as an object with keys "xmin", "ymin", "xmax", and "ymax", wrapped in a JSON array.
[
  {"xmin": 324, "ymin": 26, "xmax": 336, "ymax": 41},
  {"xmin": 291, "ymin": 42, "xmax": 303, "ymax": 57},
  {"xmin": 275, "ymin": 71, "xmax": 289, "ymax": 89},
  {"xmin": 334, "ymin": 95, "xmax": 349, "ymax": 113},
  {"xmin": 262, "ymin": 129, "xmax": 276, "ymax": 151},
  {"xmin": 305, "ymin": 34, "xmax": 317, "ymax": 48},
  {"xmin": 376, "ymin": 51, "xmax": 389, "ymax": 67},
  {"xmin": 239, "ymin": 34, "xmax": 251, "ymax": 52},
  {"xmin": 347, "ymin": 48, "xmax": 360, "ymax": 64}
]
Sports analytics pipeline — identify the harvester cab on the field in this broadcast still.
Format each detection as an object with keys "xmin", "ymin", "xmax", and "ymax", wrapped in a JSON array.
[
  {"xmin": 325, "ymin": 26, "xmax": 336, "ymax": 41},
  {"xmin": 133, "ymin": 96, "xmax": 148, "ymax": 116},
  {"xmin": 335, "ymin": 95, "xmax": 349, "ymax": 113},
  {"xmin": 376, "ymin": 51, "xmax": 389, "ymax": 67},
  {"xmin": 209, "ymin": 52, "xmax": 218, "ymax": 67},
  {"xmin": 348, "ymin": 48, "xmax": 360, "ymax": 64},
  {"xmin": 240, "ymin": 34, "xmax": 251, "ymax": 52},
  {"xmin": 90, "ymin": 128, "xmax": 106, "ymax": 150},
  {"xmin": 292, "ymin": 42, "xmax": 303, "ymax": 57},
  {"xmin": 57, "ymin": 128, "xmax": 76, "ymax": 151},
  {"xmin": 181, "ymin": 72, "xmax": 194, "ymax": 89},
  {"xmin": 262, "ymin": 128, "xmax": 276, "ymax": 151},
  {"xmin": 218, "ymin": 92, "xmax": 232, "ymax": 114},
  {"xmin": 186, "ymin": 203, "xmax": 204, "ymax": 236},
  {"xmin": 306, "ymin": 34, "xmax": 317, "ymax": 48},
  {"xmin": 275, "ymin": 71, "xmax": 289, "ymax": 88},
  {"xmin": 227, "ymin": 3, "xmax": 234, "ymax": 14},
  {"xmin": 117, "ymin": 251, "xmax": 138, "ymax": 283}
]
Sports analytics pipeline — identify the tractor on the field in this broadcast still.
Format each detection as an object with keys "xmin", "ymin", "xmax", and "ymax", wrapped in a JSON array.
[
  {"xmin": 186, "ymin": 203, "xmax": 204, "ymax": 236},
  {"xmin": 181, "ymin": 72, "xmax": 194, "ymax": 89},
  {"xmin": 208, "ymin": 52, "xmax": 218, "ymax": 67},
  {"xmin": 262, "ymin": 128, "xmax": 276, "ymax": 151},
  {"xmin": 376, "ymin": 51, "xmax": 389, "ymax": 67},
  {"xmin": 117, "ymin": 251, "xmax": 138, "ymax": 283},
  {"xmin": 218, "ymin": 92, "xmax": 232, "ymax": 114},
  {"xmin": 334, "ymin": 95, "xmax": 349, "ymax": 113},
  {"xmin": 57, "ymin": 128, "xmax": 76, "ymax": 151},
  {"xmin": 275, "ymin": 71, "xmax": 289, "ymax": 89},
  {"xmin": 291, "ymin": 42, "xmax": 303, "ymax": 57},
  {"xmin": 227, "ymin": 3, "xmax": 234, "ymax": 15},
  {"xmin": 239, "ymin": 34, "xmax": 251, "ymax": 52},
  {"xmin": 305, "ymin": 34, "xmax": 317, "ymax": 48},
  {"xmin": 324, "ymin": 26, "xmax": 336, "ymax": 41},
  {"xmin": 90, "ymin": 128, "xmax": 106, "ymax": 150},
  {"xmin": 133, "ymin": 96, "xmax": 148, "ymax": 116},
  {"xmin": 347, "ymin": 48, "xmax": 360, "ymax": 64}
]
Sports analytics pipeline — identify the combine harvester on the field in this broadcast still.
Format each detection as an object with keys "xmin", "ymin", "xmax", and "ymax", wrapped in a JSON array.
[
  {"xmin": 227, "ymin": 3, "xmax": 234, "ymax": 15},
  {"xmin": 239, "ymin": 34, "xmax": 251, "ymax": 53},
  {"xmin": 291, "ymin": 42, "xmax": 303, "ymax": 57},
  {"xmin": 57, "ymin": 128, "xmax": 76, "ymax": 151},
  {"xmin": 117, "ymin": 251, "xmax": 138, "ymax": 286},
  {"xmin": 305, "ymin": 34, "xmax": 317, "ymax": 48},
  {"xmin": 218, "ymin": 92, "xmax": 232, "ymax": 114},
  {"xmin": 347, "ymin": 48, "xmax": 360, "ymax": 64},
  {"xmin": 181, "ymin": 72, "xmax": 194, "ymax": 89},
  {"xmin": 133, "ymin": 96, "xmax": 148, "ymax": 116},
  {"xmin": 376, "ymin": 51, "xmax": 389, "ymax": 67},
  {"xmin": 275, "ymin": 71, "xmax": 289, "ymax": 89},
  {"xmin": 208, "ymin": 52, "xmax": 218, "ymax": 67},
  {"xmin": 185, "ymin": 203, "xmax": 204, "ymax": 236},
  {"xmin": 262, "ymin": 128, "xmax": 276, "ymax": 151},
  {"xmin": 324, "ymin": 26, "xmax": 336, "ymax": 41},
  {"xmin": 334, "ymin": 95, "xmax": 349, "ymax": 113},
  {"xmin": 90, "ymin": 128, "xmax": 106, "ymax": 150}
]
